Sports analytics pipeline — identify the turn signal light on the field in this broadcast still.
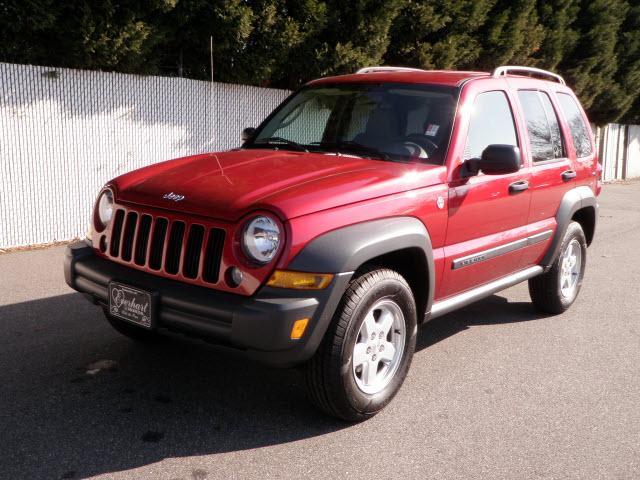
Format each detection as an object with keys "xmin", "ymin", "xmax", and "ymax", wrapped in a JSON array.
[
  {"xmin": 290, "ymin": 318, "xmax": 309, "ymax": 340},
  {"xmin": 267, "ymin": 270, "xmax": 333, "ymax": 290}
]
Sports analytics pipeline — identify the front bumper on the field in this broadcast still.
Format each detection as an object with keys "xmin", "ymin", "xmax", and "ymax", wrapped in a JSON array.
[{"xmin": 64, "ymin": 241, "xmax": 351, "ymax": 367}]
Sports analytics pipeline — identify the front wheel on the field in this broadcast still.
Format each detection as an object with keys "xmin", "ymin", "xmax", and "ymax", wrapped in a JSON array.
[
  {"xmin": 304, "ymin": 268, "xmax": 417, "ymax": 421},
  {"xmin": 528, "ymin": 221, "xmax": 587, "ymax": 314}
]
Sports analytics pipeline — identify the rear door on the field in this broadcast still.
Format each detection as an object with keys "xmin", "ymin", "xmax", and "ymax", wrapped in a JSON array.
[
  {"xmin": 512, "ymin": 87, "xmax": 571, "ymax": 266},
  {"xmin": 440, "ymin": 80, "xmax": 532, "ymax": 299}
]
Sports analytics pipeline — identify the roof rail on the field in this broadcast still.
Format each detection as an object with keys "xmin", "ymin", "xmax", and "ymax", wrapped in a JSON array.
[
  {"xmin": 492, "ymin": 65, "xmax": 565, "ymax": 85},
  {"xmin": 356, "ymin": 66, "xmax": 427, "ymax": 74}
]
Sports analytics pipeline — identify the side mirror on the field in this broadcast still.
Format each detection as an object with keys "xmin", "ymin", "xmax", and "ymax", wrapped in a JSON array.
[
  {"xmin": 462, "ymin": 144, "xmax": 520, "ymax": 177},
  {"xmin": 241, "ymin": 127, "xmax": 256, "ymax": 143}
]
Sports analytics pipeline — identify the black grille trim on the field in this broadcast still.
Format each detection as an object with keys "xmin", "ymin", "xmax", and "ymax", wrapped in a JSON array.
[
  {"xmin": 183, "ymin": 225, "xmax": 205, "ymax": 279},
  {"xmin": 109, "ymin": 209, "xmax": 125, "ymax": 257},
  {"xmin": 106, "ymin": 208, "xmax": 225, "ymax": 285},
  {"xmin": 120, "ymin": 212, "xmax": 138, "ymax": 262},
  {"xmin": 165, "ymin": 221, "xmax": 186, "ymax": 275},
  {"xmin": 148, "ymin": 218, "xmax": 168, "ymax": 270},
  {"xmin": 134, "ymin": 215, "xmax": 153, "ymax": 266},
  {"xmin": 202, "ymin": 228, "xmax": 225, "ymax": 283}
]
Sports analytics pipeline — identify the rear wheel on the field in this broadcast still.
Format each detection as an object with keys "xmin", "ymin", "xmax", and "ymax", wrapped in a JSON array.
[
  {"xmin": 529, "ymin": 221, "xmax": 587, "ymax": 314},
  {"xmin": 304, "ymin": 268, "xmax": 417, "ymax": 421}
]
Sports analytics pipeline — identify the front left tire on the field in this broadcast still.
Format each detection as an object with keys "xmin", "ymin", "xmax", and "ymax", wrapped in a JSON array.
[{"xmin": 304, "ymin": 267, "xmax": 417, "ymax": 421}]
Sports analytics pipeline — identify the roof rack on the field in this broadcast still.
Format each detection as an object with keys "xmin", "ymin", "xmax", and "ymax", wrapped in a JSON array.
[
  {"xmin": 356, "ymin": 66, "xmax": 427, "ymax": 74},
  {"xmin": 492, "ymin": 65, "xmax": 565, "ymax": 85}
]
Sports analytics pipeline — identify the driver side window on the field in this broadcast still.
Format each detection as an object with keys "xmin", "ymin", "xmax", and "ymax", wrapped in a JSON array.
[
  {"xmin": 463, "ymin": 91, "xmax": 518, "ymax": 160},
  {"xmin": 266, "ymin": 96, "xmax": 333, "ymax": 145}
]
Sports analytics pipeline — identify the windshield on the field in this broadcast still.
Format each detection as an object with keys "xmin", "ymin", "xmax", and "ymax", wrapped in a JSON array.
[{"xmin": 246, "ymin": 83, "xmax": 459, "ymax": 164}]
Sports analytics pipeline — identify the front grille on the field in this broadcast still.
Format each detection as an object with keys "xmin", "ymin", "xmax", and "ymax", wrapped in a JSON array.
[{"xmin": 108, "ymin": 208, "xmax": 225, "ymax": 284}]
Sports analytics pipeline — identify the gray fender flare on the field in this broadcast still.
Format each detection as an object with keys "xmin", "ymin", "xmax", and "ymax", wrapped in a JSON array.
[
  {"xmin": 289, "ymin": 216, "xmax": 435, "ymax": 314},
  {"xmin": 541, "ymin": 185, "xmax": 598, "ymax": 268}
]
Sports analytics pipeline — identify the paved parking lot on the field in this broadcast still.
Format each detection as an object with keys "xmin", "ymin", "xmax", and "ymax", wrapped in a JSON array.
[{"xmin": 1, "ymin": 181, "xmax": 639, "ymax": 480}]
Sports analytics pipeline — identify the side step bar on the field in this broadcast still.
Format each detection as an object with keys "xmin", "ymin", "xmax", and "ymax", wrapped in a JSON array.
[{"xmin": 428, "ymin": 266, "xmax": 543, "ymax": 320}]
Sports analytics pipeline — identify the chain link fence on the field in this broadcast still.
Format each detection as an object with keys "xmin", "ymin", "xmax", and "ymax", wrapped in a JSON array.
[
  {"xmin": 1, "ymin": 62, "xmax": 639, "ymax": 248},
  {"xmin": 0, "ymin": 62, "xmax": 289, "ymax": 248}
]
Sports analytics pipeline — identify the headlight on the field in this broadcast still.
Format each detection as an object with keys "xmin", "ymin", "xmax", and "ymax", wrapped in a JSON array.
[
  {"xmin": 95, "ymin": 189, "xmax": 114, "ymax": 231},
  {"xmin": 242, "ymin": 215, "xmax": 281, "ymax": 264}
]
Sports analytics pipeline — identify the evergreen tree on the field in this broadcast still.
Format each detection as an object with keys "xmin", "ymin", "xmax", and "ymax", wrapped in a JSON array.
[
  {"xmin": 0, "ymin": 0, "xmax": 639, "ymax": 124},
  {"xmin": 560, "ymin": 0, "xmax": 628, "ymax": 122},
  {"xmin": 533, "ymin": 0, "xmax": 580, "ymax": 70},
  {"xmin": 475, "ymin": 0, "xmax": 545, "ymax": 69},
  {"xmin": 606, "ymin": 1, "xmax": 640, "ymax": 123},
  {"xmin": 385, "ymin": 0, "xmax": 496, "ymax": 70}
]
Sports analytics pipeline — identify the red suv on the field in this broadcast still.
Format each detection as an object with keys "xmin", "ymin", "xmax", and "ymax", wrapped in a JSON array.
[{"xmin": 65, "ymin": 65, "xmax": 600, "ymax": 421}]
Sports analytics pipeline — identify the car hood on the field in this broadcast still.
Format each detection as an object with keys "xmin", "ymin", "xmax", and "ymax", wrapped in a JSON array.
[{"xmin": 111, "ymin": 149, "xmax": 446, "ymax": 221}]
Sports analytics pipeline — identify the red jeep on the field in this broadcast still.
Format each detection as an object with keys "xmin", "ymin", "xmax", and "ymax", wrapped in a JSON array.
[{"xmin": 65, "ymin": 65, "xmax": 600, "ymax": 421}]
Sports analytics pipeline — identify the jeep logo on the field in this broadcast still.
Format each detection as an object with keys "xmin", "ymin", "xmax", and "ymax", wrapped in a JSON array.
[{"xmin": 162, "ymin": 192, "xmax": 185, "ymax": 202}]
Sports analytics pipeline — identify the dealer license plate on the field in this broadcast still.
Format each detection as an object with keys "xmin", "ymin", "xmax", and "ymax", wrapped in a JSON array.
[{"xmin": 108, "ymin": 282, "xmax": 154, "ymax": 329}]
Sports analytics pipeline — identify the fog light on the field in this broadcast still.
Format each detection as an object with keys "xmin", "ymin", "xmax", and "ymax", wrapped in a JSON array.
[
  {"xmin": 267, "ymin": 270, "xmax": 333, "ymax": 290},
  {"xmin": 290, "ymin": 318, "xmax": 309, "ymax": 340},
  {"xmin": 226, "ymin": 266, "xmax": 243, "ymax": 287}
]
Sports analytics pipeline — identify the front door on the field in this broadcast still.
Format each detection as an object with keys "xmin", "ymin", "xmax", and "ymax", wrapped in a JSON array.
[{"xmin": 440, "ymin": 86, "xmax": 531, "ymax": 299}]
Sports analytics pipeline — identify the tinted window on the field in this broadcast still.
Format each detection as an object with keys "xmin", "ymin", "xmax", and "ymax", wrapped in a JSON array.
[
  {"xmin": 518, "ymin": 90, "xmax": 564, "ymax": 162},
  {"xmin": 557, "ymin": 93, "xmax": 593, "ymax": 157},
  {"xmin": 463, "ymin": 91, "xmax": 518, "ymax": 160},
  {"xmin": 252, "ymin": 84, "xmax": 458, "ymax": 164}
]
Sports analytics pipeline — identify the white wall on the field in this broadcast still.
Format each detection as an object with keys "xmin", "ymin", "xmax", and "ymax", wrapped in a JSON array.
[
  {"xmin": 0, "ymin": 63, "xmax": 289, "ymax": 248},
  {"xmin": 594, "ymin": 123, "xmax": 640, "ymax": 182}
]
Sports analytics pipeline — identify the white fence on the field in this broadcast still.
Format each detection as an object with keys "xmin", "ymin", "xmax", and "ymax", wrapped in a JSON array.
[
  {"xmin": 0, "ymin": 63, "xmax": 289, "ymax": 248},
  {"xmin": 1, "ymin": 62, "xmax": 639, "ymax": 249},
  {"xmin": 594, "ymin": 124, "xmax": 640, "ymax": 181}
]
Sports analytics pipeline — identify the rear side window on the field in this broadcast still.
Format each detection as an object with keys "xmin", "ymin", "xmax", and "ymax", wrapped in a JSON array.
[
  {"xmin": 557, "ymin": 93, "xmax": 593, "ymax": 157},
  {"xmin": 463, "ymin": 91, "xmax": 518, "ymax": 160},
  {"xmin": 518, "ymin": 90, "xmax": 564, "ymax": 162}
]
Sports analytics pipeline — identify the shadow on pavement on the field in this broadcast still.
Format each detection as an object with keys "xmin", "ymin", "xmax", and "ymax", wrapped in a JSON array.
[
  {"xmin": 0, "ymin": 291, "xmax": 546, "ymax": 479},
  {"xmin": 416, "ymin": 294, "xmax": 548, "ymax": 352}
]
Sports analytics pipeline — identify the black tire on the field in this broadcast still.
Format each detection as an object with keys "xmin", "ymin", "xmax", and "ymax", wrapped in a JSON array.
[
  {"xmin": 304, "ymin": 267, "xmax": 417, "ymax": 422},
  {"xmin": 103, "ymin": 309, "xmax": 158, "ymax": 342},
  {"xmin": 528, "ymin": 221, "xmax": 587, "ymax": 314}
]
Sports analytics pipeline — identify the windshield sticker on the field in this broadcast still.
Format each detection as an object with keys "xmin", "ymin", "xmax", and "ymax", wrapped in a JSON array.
[{"xmin": 425, "ymin": 124, "xmax": 440, "ymax": 137}]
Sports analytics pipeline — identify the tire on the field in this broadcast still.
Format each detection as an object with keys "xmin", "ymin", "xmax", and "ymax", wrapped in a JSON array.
[
  {"xmin": 304, "ymin": 267, "xmax": 417, "ymax": 421},
  {"xmin": 528, "ymin": 221, "xmax": 587, "ymax": 314},
  {"xmin": 103, "ymin": 309, "xmax": 158, "ymax": 342}
]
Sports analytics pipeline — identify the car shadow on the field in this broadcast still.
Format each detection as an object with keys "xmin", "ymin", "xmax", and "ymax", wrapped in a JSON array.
[
  {"xmin": 416, "ymin": 294, "xmax": 548, "ymax": 352},
  {"xmin": 0, "ymin": 291, "xmax": 547, "ymax": 479}
]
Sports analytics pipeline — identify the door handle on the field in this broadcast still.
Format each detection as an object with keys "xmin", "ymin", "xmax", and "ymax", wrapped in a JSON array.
[
  {"xmin": 508, "ymin": 180, "xmax": 529, "ymax": 194},
  {"xmin": 561, "ymin": 170, "xmax": 577, "ymax": 181}
]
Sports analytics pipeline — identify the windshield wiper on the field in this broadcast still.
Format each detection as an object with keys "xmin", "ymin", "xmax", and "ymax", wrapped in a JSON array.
[
  {"xmin": 314, "ymin": 141, "xmax": 391, "ymax": 161},
  {"xmin": 252, "ymin": 136, "xmax": 309, "ymax": 152}
]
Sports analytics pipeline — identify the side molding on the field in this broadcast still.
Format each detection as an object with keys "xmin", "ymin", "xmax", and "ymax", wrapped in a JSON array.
[
  {"xmin": 288, "ymin": 217, "xmax": 435, "ymax": 312},
  {"xmin": 541, "ymin": 185, "xmax": 597, "ymax": 268}
]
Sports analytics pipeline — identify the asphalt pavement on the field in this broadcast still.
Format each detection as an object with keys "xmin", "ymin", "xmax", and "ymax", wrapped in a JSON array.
[{"xmin": 1, "ymin": 181, "xmax": 639, "ymax": 480}]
